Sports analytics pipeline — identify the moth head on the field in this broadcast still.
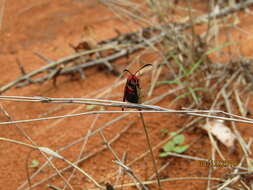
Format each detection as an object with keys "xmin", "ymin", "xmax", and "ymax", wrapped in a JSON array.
[{"xmin": 123, "ymin": 64, "xmax": 152, "ymax": 88}]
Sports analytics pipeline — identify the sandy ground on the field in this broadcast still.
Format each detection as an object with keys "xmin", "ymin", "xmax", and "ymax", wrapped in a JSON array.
[{"xmin": 1, "ymin": 1, "xmax": 253, "ymax": 190}]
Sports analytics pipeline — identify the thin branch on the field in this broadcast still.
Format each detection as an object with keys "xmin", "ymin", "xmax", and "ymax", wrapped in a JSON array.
[
  {"xmin": 19, "ymin": 122, "xmax": 133, "ymax": 190},
  {"xmin": 100, "ymin": 130, "xmax": 147, "ymax": 190},
  {"xmin": 0, "ymin": 100, "xmax": 253, "ymax": 125},
  {"xmin": 139, "ymin": 112, "xmax": 161, "ymax": 189},
  {"xmin": 1, "ymin": 95, "xmax": 253, "ymax": 123},
  {"xmin": 148, "ymin": 162, "xmax": 170, "ymax": 180},
  {"xmin": 48, "ymin": 184, "xmax": 62, "ymax": 190},
  {"xmin": 0, "ymin": 105, "xmax": 75, "ymax": 190},
  {"xmin": 0, "ymin": 44, "xmax": 129, "ymax": 94},
  {"xmin": 114, "ymin": 152, "xmax": 127, "ymax": 186},
  {"xmin": 62, "ymin": 115, "xmax": 100, "ymax": 190},
  {"xmin": 0, "ymin": 0, "xmax": 5, "ymax": 31},
  {"xmin": 113, "ymin": 160, "xmax": 149, "ymax": 190},
  {"xmin": 17, "ymin": 88, "xmax": 176, "ymax": 190},
  {"xmin": 0, "ymin": 137, "xmax": 104, "ymax": 189},
  {"xmin": 90, "ymin": 176, "xmax": 226, "ymax": 190},
  {"xmin": 1, "ymin": 1, "xmax": 252, "ymax": 94}
]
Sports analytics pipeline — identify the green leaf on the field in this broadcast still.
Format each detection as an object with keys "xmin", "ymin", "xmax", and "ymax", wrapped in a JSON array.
[
  {"xmin": 160, "ymin": 129, "xmax": 169, "ymax": 134},
  {"xmin": 159, "ymin": 152, "xmax": 171, "ymax": 158},
  {"xmin": 170, "ymin": 92, "xmax": 189, "ymax": 105},
  {"xmin": 186, "ymin": 59, "xmax": 203, "ymax": 77},
  {"xmin": 204, "ymin": 42, "xmax": 233, "ymax": 56},
  {"xmin": 172, "ymin": 145, "xmax": 189, "ymax": 154},
  {"xmin": 156, "ymin": 79, "xmax": 180, "ymax": 86},
  {"xmin": 188, "ymin": 86, "xmax": 200, "ymax": 105},
  {"xmin": 172, "ymin": 134, "xmax": 185, "ymax": 145},
  {"xmin": 162, "ymin": 141, "xmax": 175, "ymax": 152},
  {"xmin": 86, "ymin": 105, "xmax": 96, "ymax": 110},
  {"xmin": 187, "ymin": 42, "xmax": 233, "ymax": 77},
  {"xmin": 171, "ymin": 54, "xmax": 187, "ymax": 76},
  {"xmin": 29, "ymin": 159, "xmax": 39, "ymax": 168},
  {"xmin": 170, "ymin": 132, "xmax": 177, "ymax": 136}
]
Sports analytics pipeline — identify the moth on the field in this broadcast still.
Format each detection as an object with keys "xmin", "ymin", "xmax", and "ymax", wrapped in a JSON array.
[{"xmin": 122, "ymin": 64, "xmax": 152, "ymax": 110}]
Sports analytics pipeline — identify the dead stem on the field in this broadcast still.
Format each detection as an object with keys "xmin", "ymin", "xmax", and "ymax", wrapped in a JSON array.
[
  {"xmin": 0, "ymin": 105, "xmax": 75, "ymax": 190},
  {"xmin": 113, "ymin": 160, "xmax": 148, "ymax": 190},
  {"xmin": 114, "ymin": 152, "xmax": 127, "ymax": 186},
  {"xmin": 90, "ymin": 176, "xmax": 226, "ymax": 190},
  {"xmin": 1, "ymin": 1, "xmax": 253, "ymax": 94},
  {"xmin": 25, "ymin": 149, "xmax": 35, "ymax": 190},
  {"xmin": 1, "ymin": 136, "xmax": 104, "ymax": 189},
  {"xmin": 0, "ymin": 0, "xmax": 5, "ymax": 31},
  {"xmin": 48, "ymin": 184, "xmax": 62, "ymax": 190},
  {"xmin": 99, "ymin": 102, "xmax": 148, "ymax": 190},
  {"xmin": 17, "ymin": 89, "xmax": 177, "ymax": 190},
  {"xmin": 0, "ymin": 137, "xmax": 76, "ymax": 190},
  {"xmin": 2, "ymin": 106, "xmax": 253, "ymax": 126},
  {"xmin": 18, "ymin": 123, "xmax": 133, "ymax": 190},
  {"xmin": 62, "ymin": 115, "xmax": 100, "ymax": 190},
  {"xmin": 139, "ymin": 112, "xmax": 162, "ymax": 190},
  {"xmin": 17, "ymin": 88, "xmax": 181, "ymax": 190},
  {"xmin": 148, "ymin": 162, "xmax": 170, "ymax": 180}
]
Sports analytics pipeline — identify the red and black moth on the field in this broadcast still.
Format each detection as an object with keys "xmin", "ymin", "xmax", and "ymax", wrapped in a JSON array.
[{"xmin": 122, "ymin": 64, "xmax": 152, "ymax": 110}]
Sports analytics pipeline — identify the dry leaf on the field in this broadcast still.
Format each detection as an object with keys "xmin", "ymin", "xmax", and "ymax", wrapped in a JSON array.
[{"xmin": 202, "ymin": 120, "xmax": 236, "ymax": 149}]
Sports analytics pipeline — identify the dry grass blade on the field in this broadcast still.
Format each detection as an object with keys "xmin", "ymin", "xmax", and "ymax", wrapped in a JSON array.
[
  {"xmin": 1, "ymin": 1, "xmax": 252, "ymax": 94},
  {"xmin": 100, "ymin": 127, "xmax": 148, "ymax": 190},
  {"xmin": 62, "ymin": 115, "xmax": 100, "ymax": 190},
  {"xmin": 2, "ymin": 96, "xmax": 253, "ymax": 125},
  {"xmin": 19, "ymin": 122, "xmax": 134, "ymax": 190},
  {"xmin": 139, "ymin": 112, "xmax": 161, "ymax": 189},
  {"xmin": 113, "ymin": 160, "xmax": 148, "ymax": 190},
  {"xmin": 17, "ymin": 88, "xmax": 178, "ymax": 190},
  {"xmin": 0, "ymin": 105, "xmax": 75, "ymax": 190},
  {"xmin": 0, "ymin": 137, "xmax": 104, "ymax": 189},
  {"xmin": 90, "ymin": 176, "xmax": 226, "ymax": 190},
  {"xmin": 0, "ymin": 0, "xmax": 5, "ymax": 31}
]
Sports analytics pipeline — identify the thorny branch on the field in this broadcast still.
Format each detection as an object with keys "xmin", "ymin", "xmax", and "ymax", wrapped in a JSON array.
[{"xmin": 0, "ymin": 0, "xmax": 253, "ymax": 94}]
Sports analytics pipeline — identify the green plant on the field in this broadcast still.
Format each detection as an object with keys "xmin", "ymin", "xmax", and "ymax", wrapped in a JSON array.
[
  {"xmin": 159, "ymin": 132, "xmax": 189, "ymax": 157},
  {"xmin": 86, "ymin": 105, "xmax": 96, "ymax": 110},
  {"xmin": 160, "ymin": 129, "xmax": 169, "ymax": 134},
  {"xmin": 157, "ymin": 42, "xmax": 233, "ymax": 105},
  {"xmin": 29, "ymin": 159, "xmax": 39, "ymax": 168}
]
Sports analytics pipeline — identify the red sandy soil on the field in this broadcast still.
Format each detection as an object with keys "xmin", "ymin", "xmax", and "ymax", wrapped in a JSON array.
[{"xmin": 0, "ymin": 1, "xmax": 253, "ymax": 190}]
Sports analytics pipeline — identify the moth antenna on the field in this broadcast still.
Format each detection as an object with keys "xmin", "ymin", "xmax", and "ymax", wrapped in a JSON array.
[
  {"xmin": 123, "ymin": 69, "xmax": 133, "ymax": 75},
  {"xmin": 134, "ymin": 64, "xmax": 152, "ymax": 75}
]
